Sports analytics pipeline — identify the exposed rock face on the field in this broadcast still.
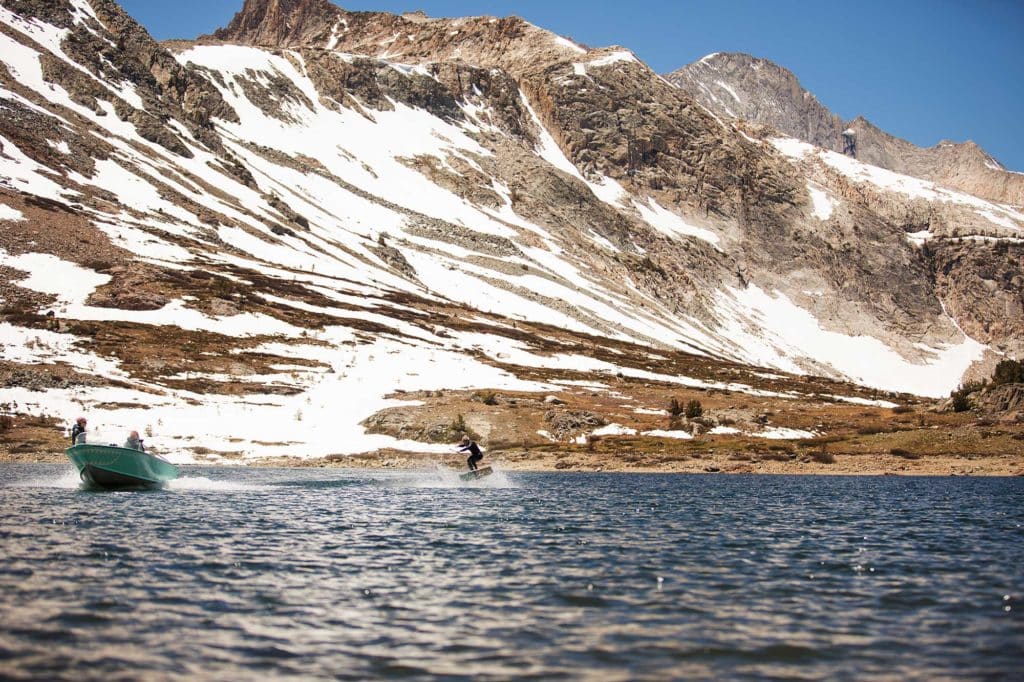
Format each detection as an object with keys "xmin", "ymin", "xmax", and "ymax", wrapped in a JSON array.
[
  {"xmin": 667, "ymin": 53, "xmax": 846, "ymax": 152},
  {"xmin": 927, "ymin": 240, "xmax": 1024, "ymax": 358},
  {"xmin": 85, "ymin": 0, "xmax": 239, "ymax": 129},
  {"xmin": 976, "ymin": 383, "xmax": 1024, "ymax": 415},
  {"xmin": 3, "ymin": 0, "xmax": 237, "ymax": 159},
  {"xmin": 544, "ymin": 408, "xmax": 606, "ymax": 440},
  {"xmin": 668, "ymin": 52, "xmax": 1024, "ymax": 206},
  {"xmin": 213, "ymin": 3, "xmax": 796, "ymax": 217},
  {"xmin": 844, "ymin": 116, "xmax": 1024, "ymax": 206},
  {"xmin": 212, "ymin": 1, "xmax": 581, "ymax": 75},
  {"xmin": 212, "ymin": 0, "xmax": 340, "ymax": 46},
  {"xmin": 86, "ymin": 266, "xmax": 172, "ymax": 310}
]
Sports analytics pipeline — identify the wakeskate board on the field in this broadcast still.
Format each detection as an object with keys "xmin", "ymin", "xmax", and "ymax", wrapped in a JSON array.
[{"xmin": 459, "ymin": 466, "xmax": 493, "ymax": 481}]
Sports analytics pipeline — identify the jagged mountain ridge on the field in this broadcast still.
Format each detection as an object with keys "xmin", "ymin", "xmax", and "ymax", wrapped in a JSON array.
[
  {"xmin": 0, "ymin": 0, "xmax": 1021, "ymax": 460},
  {"xmin": 206, "ymin": 0, "xmax": 1024, "ymax": 362},
  {"xmin": 667, "ymin": 52, "xmax": 1024, "ymax": 206}
]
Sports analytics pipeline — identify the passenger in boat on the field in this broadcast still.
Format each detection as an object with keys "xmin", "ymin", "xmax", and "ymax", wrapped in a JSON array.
[
  {"xmin": 70, "ymin": 416, "xmax": 87, "ymax": 445},
  {"xmin": 123, "ymin": 430, "xmax": 145, "ymax": 452},
  {"xmin": 457, "ymin": 434, "xmax": 483, "ymax": 471}
]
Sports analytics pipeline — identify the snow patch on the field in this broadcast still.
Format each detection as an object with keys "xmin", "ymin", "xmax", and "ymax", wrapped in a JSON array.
[
  {"xmin": 90, "ymin": 159, "xmax": 198, "ymax": 224},
  {"xmin": 0, "ymin": 204, "xmax": 26, "ymax": 221},
  {"xmin": 588, "ymin": 50, "xmax": 637, "ymax": 68},
  {"xmin": 635, "ymin": 197, "xmax": 720, "ymax": 246},
  {"xmin": 0, "ymin": 132, "xmax": 71, "ymax": 201},
  {"xmin": 715, "ymin": 80, "xmax": 741, "ymax": 103},
  {"xmin": 519, "ymin": 89, "xmax": 582, "ymax": 180},
  {"xmin": 815, "ymin": 147, "xmax": 1024, "ymax": 225},
  {"xmin": 92, "ymin": 219, "xmax": 196, "ymax": 264},
  {"xmin": 906, "ymin": 229, "xmax": 933, "ymax": 246},
  {"xmin": 642, "ymin": 429, "xmax": 693, "ymax": 440},
  {"xmin": 4, "ymin": 251, "xmax": 109, "ymax": 307},
  {"xmin": 975, "ymin": 208, "xmax": 1020, "ymax": 231},
  {"xmin": 770, "ymin": 137, "xmax": 816, "ymax": 159},
  {"xmin": 585, "ymin": 174, "xmax": 628, "ymax": 206},
  {"xmin": 807, "ymin": 183, "xmax": 836, "ymax": 220},
  {"xmin": 827, "ymin": 394, "xmax": 898, "ymax": 408},
  {"xmin": 591, "ymin": 423, "xmax": 637, "ymax": 436},
  {"xmin": 553, "ymin": 35, "xmax": 586, "ymax": 54},
  {"xmin": 757, "ymin": 427, "xmax": 816, "ymax": 440}
]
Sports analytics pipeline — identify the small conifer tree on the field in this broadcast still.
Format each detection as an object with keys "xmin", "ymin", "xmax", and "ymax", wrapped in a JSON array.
[{"xmin": 668, "ymin": 397, "xmax": 683, "ymax": 417}]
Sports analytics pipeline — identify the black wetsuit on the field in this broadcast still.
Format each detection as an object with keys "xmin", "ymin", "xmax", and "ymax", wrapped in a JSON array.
[
  {"xmin": 459, "ymin": 441, "xmax": 483, "ymax": 470},
  {"xmin": 70, "ymin": 423, "xmax": 85, "ymax": 445}
]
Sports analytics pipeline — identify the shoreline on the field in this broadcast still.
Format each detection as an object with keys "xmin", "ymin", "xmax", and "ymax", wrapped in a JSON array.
[
  {"xmin": 275, "ymin": 450, "xmax": 1024, "ymax": 476},
  {"xmin": 5, "ymin": 449, "xmax": 1019, "ymax": 477}
]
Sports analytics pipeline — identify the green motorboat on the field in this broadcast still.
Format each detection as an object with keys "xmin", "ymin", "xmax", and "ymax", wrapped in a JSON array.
[{"xmin": 66, "ymin": 443, "xmax": 180, "ymax": 489}]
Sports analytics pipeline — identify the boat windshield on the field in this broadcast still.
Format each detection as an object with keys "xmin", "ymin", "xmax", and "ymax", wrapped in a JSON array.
[{"xmin": 71, "ymin": 430, "xmax": 149, "ymax": 450}]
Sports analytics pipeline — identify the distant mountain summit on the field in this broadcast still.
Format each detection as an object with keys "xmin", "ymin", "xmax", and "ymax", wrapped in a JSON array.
[
  {"xmin": 667, "ymin": 52, "xmax": 1024, "ymax": 206},
  {"xmin": 208, "ymin": 0, "xmax": 600, "ymax": 77},
  {"xmin": 666, "ymin": 53, "xmax": 846, "ymax": 152},
  {"xmin": 212, "ymin": 0, "xmax": 342, "ymax": 46}
]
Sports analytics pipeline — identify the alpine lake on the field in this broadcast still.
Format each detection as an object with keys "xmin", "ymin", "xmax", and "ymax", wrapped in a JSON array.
[{"xmin": 1, "ymin": 464, "xmax": 1021, "ymax": 680}]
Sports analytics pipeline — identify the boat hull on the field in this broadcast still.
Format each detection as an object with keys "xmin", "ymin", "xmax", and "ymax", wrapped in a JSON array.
[{"xmin": 66, "ymin": 444, "xmax": 179, "ymax": 489}]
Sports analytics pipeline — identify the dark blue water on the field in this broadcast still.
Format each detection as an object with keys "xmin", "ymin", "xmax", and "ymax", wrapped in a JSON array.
[{"xmin": 1, "ymin": 465, "xmax": 1022, "ymax": 680}]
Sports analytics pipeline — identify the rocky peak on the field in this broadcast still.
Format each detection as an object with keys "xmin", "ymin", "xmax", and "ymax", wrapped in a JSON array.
[
  {"xmin": 843, "ymin": 116, "xmax": 1024, "ymax": 205},
  {"xmin": 669, "ymin": 52, "xmax": 1024, "ymax": 206},
  {"xmin": 203, "ymin": 2, "xmax": 802, "ymax": 227},
  {"xmin": 0, "ymin": 0, "xmax": 236, "ymax": 155},
  {"xmin": 666, "ymin": 52, "xmax": 846, "ymax": 152},
  {"xmin": 212, "ymin": 0, "xmax": 342, "ymax": 46},
  {"xmin": 209, "ymin": 1, "xmax": 590, "ymax": 77}
]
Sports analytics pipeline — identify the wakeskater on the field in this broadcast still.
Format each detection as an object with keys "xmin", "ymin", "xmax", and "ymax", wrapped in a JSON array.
[
  {"xmin": 458, "ymin": 434, "xmax": 483, "ymax": 470},
  {"xmin": 457, "ymin": 434, "xmax": 492, "ymax": 480}
]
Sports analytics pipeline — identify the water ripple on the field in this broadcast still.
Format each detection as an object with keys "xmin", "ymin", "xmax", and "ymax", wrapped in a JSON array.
[{"xmin": 1, "ymin": 466, "xmax": 1022, "ymax": 679}]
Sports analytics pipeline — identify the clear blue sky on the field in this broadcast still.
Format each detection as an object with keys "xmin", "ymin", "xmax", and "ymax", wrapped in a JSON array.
[{"xmin": 121, "ymin": 0, "xmax": 1024, "ymax": 171}]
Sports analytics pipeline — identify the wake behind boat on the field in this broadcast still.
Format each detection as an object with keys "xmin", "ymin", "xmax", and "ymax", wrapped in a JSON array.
[{"xmin": 66, "ymin": 443, "xmax": 179, "ymax": 489}]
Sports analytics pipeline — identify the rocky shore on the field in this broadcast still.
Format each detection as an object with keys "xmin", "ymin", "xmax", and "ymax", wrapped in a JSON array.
[
  {"xmin": 249, "ymin": 449, "xmax": 1024, "ymax": 476},
  {"xmin": 5, "ymin": 446, "xmax": 1019, "ymax": 477},
  {"xmin": 3, "ymin": 380, "xmax": 1022, "ymax": 476}
]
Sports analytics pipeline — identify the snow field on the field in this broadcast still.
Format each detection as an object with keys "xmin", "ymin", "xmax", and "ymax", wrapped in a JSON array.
[
  {"xmin": 552, "ymin": 35, "xmax": 586, "ymax": 54},
  {"xmin": 713, "ymin": 284, "xmax": 986, "ymax": 398},
  {"xmin": 1, "ymin": 321, "xmax": 559, "ymax": 461},
  {"xmin": 2, "ymin": 248, "xmax": 305, "ymax": 337},
  {"xmin": 771, "ymin": 136, "xmax": 1024, "ymax": 231}
]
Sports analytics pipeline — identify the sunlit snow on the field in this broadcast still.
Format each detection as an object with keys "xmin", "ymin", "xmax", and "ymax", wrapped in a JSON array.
[
  {"xmin": 635, "ymin": 197, "xmax": 720, "ymax": 246},
  {"xmin": 806, "ymin": 183, "xmax": 836, "ymax": 220},
  {"xmin": 714, "ymin": 285, "xmax": 986, "ymax": 397},
  {"xmin": 771, "ymin": 136, "xmax": 1024, "ymax": 231},
  {"xmin": 587, "ymin": 50, "xmax": 637, "ymax": 68},
  {"xmin": 0, "ymin": 204, "xmax": 25, "ymax": 221}
]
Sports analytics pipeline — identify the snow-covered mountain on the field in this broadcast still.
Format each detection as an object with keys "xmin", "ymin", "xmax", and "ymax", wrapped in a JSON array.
[{"xmin": 0, "ymin": 0, "xmax": 1020, "ymax": 461}]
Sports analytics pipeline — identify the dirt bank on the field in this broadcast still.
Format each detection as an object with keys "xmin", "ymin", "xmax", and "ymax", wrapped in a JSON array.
[{"xmin": 228, "ymin": 448, "xmax": 1024, "ymax": 476}]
